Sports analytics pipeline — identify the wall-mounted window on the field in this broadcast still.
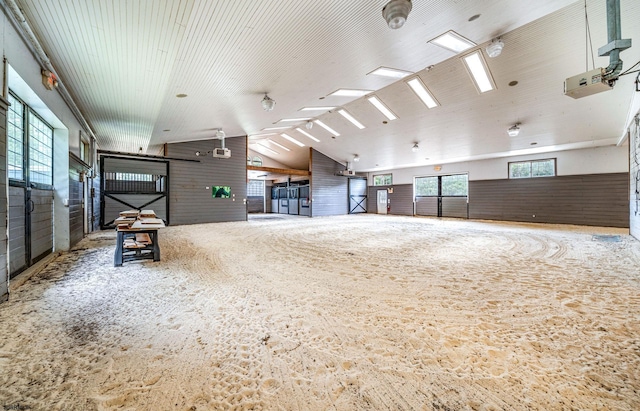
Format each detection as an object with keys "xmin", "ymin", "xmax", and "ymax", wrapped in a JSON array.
[
  {"xmin": 7, "ymin": 94, "xmax": 24, "ymax": 180},
  {"xmin": 373, "ymin": 173, "xmax": 392, "ymax": 186},
  {"xmin": 247, "ymin": 179, "xmax": 264, "ymax": 196},
  {"xmin": 415, "ymin": 176, "xmax": 438, "ymax": 196},
  {"xmin": 441, "ymin": 174, "xmax": 468, "ymax": 196},
  {"xmin": 252, "ymin": 156, "xmax": 263, "ymax": 166},
  {"xmin": 509, "ymin": 159, "xmax": 556, "ymax": 179},
  {"xmin": 8, "ymin": 92, "xmax": 54, "ymax": 188}
]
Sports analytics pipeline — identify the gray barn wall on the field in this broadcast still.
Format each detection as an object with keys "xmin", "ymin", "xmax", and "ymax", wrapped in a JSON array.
[
  {"xmin": 310, "ymin": 149, "xmax": 348, "ymax": 217},
  {"xmin": 69, "ymin": 154, "xmax": 87, "ymax": 247},
  {"xmin": 469, "ymin": 173, "xmax": 629, "ymax": 228},
  {"xmin": 8, "ymin": 187, "xmax": 26, "ymax": 276},
  {"xmin": 167, "ymin": 137, "xmax": 247, "ymax": 225},
  {"xmin": 631, "ymin": 113, "xmax": 640, "ymax": 239},
  {"xmin": 367, "ymin": 184, "xmax": 414, "ymax": 216},
  {"xmin": 0, "ymin": 97, "xmax": 8, "ymax": 301},
  {"xmin": 247, "ymin": 197, "xmax": 264, "ymax": 213},
  {"xmin": 91, "ymin": 174, "xmax": 101, "ymax": 231}
]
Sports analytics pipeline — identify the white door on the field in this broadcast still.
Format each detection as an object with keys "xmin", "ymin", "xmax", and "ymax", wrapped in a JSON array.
[{"xmin": 377, "ymin": 190, "xmax": 388, "ymax": 214}]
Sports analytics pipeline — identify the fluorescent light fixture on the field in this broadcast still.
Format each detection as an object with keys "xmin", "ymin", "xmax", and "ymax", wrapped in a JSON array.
[
  {"xmin": 462, "ymin": 51, "xmax": 495, "ymax": 93},
  {"xmin": 367, "ymin": 96, "xmax": 397, "ymax": 120},
  {"xmin": 338, "ymin": 109, "xmax": 365, "ymax": 129},
  {"xmin": 406, "ymin": 77, "xmax": 439, "ymax": 108},
  {"xmin": 314, "ymin": 120, "xmax": 340, "ymax": 136},
  {"xmin": 429, "ymin": 30, "xmax": 476, "ymax": 53},
  {"xmin": 267, "ymin": 139, "xmax": 291, "ymax": 151},
  {"xmin": 248, "ymin": 133, "xmax": 277, "ymax": 138},
  {"xmin": 367, "ymin": 66, "xmax": 413, "ymax": 79},
  {"xmin": 299, "ymin": 106, "xmax": 336, "ymax": 111},
  {"xmin": 278, "ymin": 117, "xmax": 312, "ymax": 122},
  {"xmin": 255, "ymin": 142, "xmax": 279, "ymax": 155},
  {"xmin": 295, "ymin": 127, "xmax": 320, "ymax": 142},
  {"xmin": 328, "ymin": 89, "xmax": 372, "ymax": 97},
  {"xmin": 281, "ymin": 133, "xmax": 305, "ymax": 147},
  {"xmin": 262, "ymin": 126, "xmax": 291, "ymax": 131}
]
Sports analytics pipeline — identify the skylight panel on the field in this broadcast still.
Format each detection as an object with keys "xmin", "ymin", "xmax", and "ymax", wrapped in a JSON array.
[
  {"xmin": 367, "ymin": 66, "xmax": 413, "ymax": 79},
  {"xmin": 278, "ymin": 117, "xmax": 312, "ymax": 122},
  {"xmin": 267, "ymin": 139, "xmax": 291, "ymax": 151},
  {"xmin": 406, "ymin": 77, "xmax": 439, "ymax": 108},
  {"xmin": 429, "ymin": 30, "xmax": 476, "ymax": 53},
  {"xmin": 281, "ymin": 133, "xmax": 305, "ymax": 147},
  {"xmin": 367, "ymin": 96, "xmax": 397, "ymax": 120},
  {"xmin": 262, "ymin": 126, "xmax": 291, "ymax": 131},
  {"xmin": 314, "ymin": 120, "xmax": 340, "ymax": 136},
  {"xmin": 299, "ymin": 106, "xmax": 336, "ymax": 111},
  {"xmin": 295, "ymin": 127, "xmax": 320, "ymax": 142},
  {"xmin": 338, "ymin": 109, "xmax": 365, "ymax": 129},
  {"xmin": 462, "ymin": 51, "xmax": 495, "ymax": 93},
  {"xmin": 255, "ymin": 143, "xmax": 279, "ymax": 155},
  {"xmin": 328, "ymin": 89, "xmax": 373, "ymax": 98}
]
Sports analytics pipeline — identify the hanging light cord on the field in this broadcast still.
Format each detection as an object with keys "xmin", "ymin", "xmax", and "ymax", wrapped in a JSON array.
[{"xmin": 584, "ymin": 0, "xmax": 596, "ymax": 71}]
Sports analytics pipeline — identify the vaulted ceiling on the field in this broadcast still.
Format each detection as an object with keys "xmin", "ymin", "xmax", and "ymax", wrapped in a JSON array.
[{"xmin": 12, "ymin": 0, "xmax": 640, "ymax": 171}]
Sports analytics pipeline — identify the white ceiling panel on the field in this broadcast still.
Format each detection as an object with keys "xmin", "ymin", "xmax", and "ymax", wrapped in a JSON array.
[{"xmin": 11, "ymin": 0, "xmax": 640, "ymax": 171}]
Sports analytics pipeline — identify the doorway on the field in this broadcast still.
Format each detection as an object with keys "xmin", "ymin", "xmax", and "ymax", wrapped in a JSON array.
[{"xmin": 377, "ymin": 190, "xmax": 388, "ymax": 214}]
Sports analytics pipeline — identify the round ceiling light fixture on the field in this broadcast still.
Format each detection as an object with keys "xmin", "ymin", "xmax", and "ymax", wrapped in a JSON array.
[
  {"xmin": 382, "ymin": 0, "xmax": 412, "ymax": 29},
  {"xmin": 353, "ymin": 154, "xmax": 360, "ymax": 162},
  {"xmin": 261, "ymin": 93, "xmax": 276, "ymax": 111},
  {"xmin": 507, "ymin": 123, "xmax": 521, "ymax": 137},
  {"xmin": 216, "ymin": 128, "xmax": 226, "ymax": 139},
  {"xmin": 412, "ymin": 142, "xmax": 419, "ymax": 152},
  {"xmin": 486, "ymin": 38, "xmax": 504, "ymax": 58},
  {"xmin": 305, "ymin": 121, "xmax": 313, "ymax": 130}
]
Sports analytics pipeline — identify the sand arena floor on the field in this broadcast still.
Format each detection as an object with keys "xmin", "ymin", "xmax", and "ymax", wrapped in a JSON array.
[{"xmin": 0, "ymin": 214, "xmax": 639, "ymax": 410}]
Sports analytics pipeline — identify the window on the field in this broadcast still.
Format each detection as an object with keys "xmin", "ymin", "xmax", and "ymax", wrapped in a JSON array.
[
  {"xmin": 415, "ymin": 176, "xmax": 438, "ymax": 196},
  {"xmin": 373, "ymin": 173, "xmax": 392, "ymax": 186},
  {"xmin": 7, "ymin": 94, "xmax": 24, "ymax": 180},
  {"xmin": 441, "ymin": 174, "xmax": 468, "ymax": 196},
  {"xmin": 8, "ymin": 92, "xmax": 54, "ymax": 187},
  {"xmin": 247, "ymin": 180, "xmax": 264, "ymax": 197},
  {"xmin": 252, "ymin": 156, "xmax": 263, "ymax": 166},
  {"xmin": 509, "ymin": 159, "xmax": 556, "ymax": 179}
]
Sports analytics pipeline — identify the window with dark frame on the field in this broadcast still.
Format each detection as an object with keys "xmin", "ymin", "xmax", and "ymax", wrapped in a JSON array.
[
  {"xmin": 373, "ymin": 173, "xmax": 392, "ymax": 186},
  {"xmin": 509, "ymin": 159, "xmax": 556, "ymax": 179},
  {"xmin": 8, "ymin": 92, "xmax": 54, "ymax": 188}
]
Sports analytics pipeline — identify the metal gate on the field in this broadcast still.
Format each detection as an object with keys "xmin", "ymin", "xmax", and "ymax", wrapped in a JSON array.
[
  {"xmin": 100, "ymin": 156, "xmax": 169, "ymax": 228},
  {"xmin": 348, "ymin": 178, "xmax": 367, "ymax": 214}
]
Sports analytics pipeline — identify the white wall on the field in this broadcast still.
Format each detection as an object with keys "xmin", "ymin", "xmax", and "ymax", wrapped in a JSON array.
[
  {"xmin": 371, "ymin": 145, "xmax": 629, "ymax": 185},
  {"xmin": 1, "ymin": 10, "xmax": 86, "ymax": 252}
]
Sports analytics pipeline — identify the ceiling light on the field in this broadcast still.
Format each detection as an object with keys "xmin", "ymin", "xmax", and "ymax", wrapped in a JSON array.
[
  {"xmin": 367, "ymin": 96, "xmax": 397, "ymax": 120},
  {"xmin": 305, "ymin": 121, "xmax": 313, "ymax": 130},
  {"xmin": 295, "ymin": 127, "xmax": 320, "ymax": 142},
  {"xmin": 462, "ymin": 51, "xmax": 495, "ymax": 93},
  {"xmin": 255, "ymin": 142, "xmax": 279, "ymax": 155},
  {"xmin": 507, "ymin": 123, "xmax": 521, "ymax": 137},
  {"xmin": 261, "ymin": 93, "xmax": 276, "ymax": 111},
  {"xmin": 278, "ymin": 117, "xmax": 312, "ymax": 123},
  {"xmin": 314, "ymin": 120, "xmax": 340, "ymax": 136},
  {"xmin": 382, "ymin": 0, "xmax": 412, "ymax": 29},
  {"xmin": 281, "ymin": 133, "xmax": 305, "ymax": 147},
  {"xmin": 486, "ymin": 38, "xmax": 504, "ymax": 58},
  {"xmin": 353, "ymin": 154, "xmax": 360, "ymax": 162},
  {"xmin": 412, "ymin": 143, "xmax": 419, "ymax": 152},
  {"xmin": 299, "ymin": 106, "xmax": 336, "ymax": 111},
  {"xmin": 338, "ymin": 109, "xmax": 365, "ymax": 129},
  {"xmin": 262, "ymin": 126, "xmax": 291, "ymax": 131},
  {"xmin": 429, "ymin": 30, "xmax": 476, "ymax": 53},
  {"xmin": 328, "ymin": 89, "xmax": 372, "ymax": 98},
  {"xmin": 406, "ymin": 77, "xmax": 439, "ymax": 108},
  {"xmin": 249, "ymin": 133, "xmax": 277, "ymax": 138},
  {"xmin": 368, "ymin": 66, "xmax": 413, "ymax": 79},
  {"xmin": 216, "ymin": 129, "xmax": 225, "ymax": 139},
  {"xmin": 267, "ymin": 139, "xmax": 291, "ymax": 151}
]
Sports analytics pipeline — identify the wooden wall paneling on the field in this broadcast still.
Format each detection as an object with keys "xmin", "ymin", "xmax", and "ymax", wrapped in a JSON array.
[
  {"xmin": 469, "ymin": 173, "xmax": 629, "ymax": 227},
  {"xmin": 0, "ymin": 97, "xmax": 8, "ymax": 300},
  {"xmin": 310, "ymin": 149, "xmax": 348, "ymax": 217},
  {"xmin": 442, "ymin": 197, "xmax": 468, "ymax": 218},
  {"xmin": 167, "ymin": 137, "xmax": 247, "ymax": 225},
  {"xmin": 30, "ymin": 189, "xmax": 54, "ymax": 264},
  {"xmin": 415, "ymin": 197, "xmax": 438, "ymax": 216},
  {"xmin": 8, "ymin": 187, "xmax": 26, "ymax": 277},
  {"xmin": 367, "ymin": 184, "xmax": 414, "ymax": 216}
]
